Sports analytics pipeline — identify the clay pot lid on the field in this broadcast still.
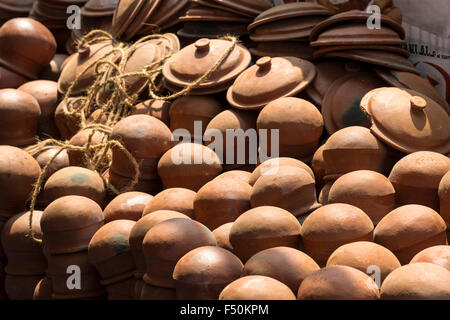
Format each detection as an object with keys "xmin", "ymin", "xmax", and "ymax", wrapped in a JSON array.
[
  {"xmin": 209, "ymin": 0, "xmax": 273, "ymax": 17},
  {"xmin": 360, "ymin": 87, "xmax": 450, "ymax": 154},
  {"xmin": 163, "ymin": 38, "xmax": 251, "ymax": 90},
  {"xmin": 143, "ymin": 188, "xmax": 196, "ymax": 218},
  {"xmin": 314, "ymin": 45, "xmax": 410, "ymax": 60},
  {"xmin": 120, "ymin": 0, "xmax": 161, "ymax": 41},
  {"xmin": 1, "ymin": 211, "xmax": 43, "ymax": 250},
  {"xmin": 144, "ymin": 33, "xmax": 180, "ymax": 57},
  {"xmin": 180, "ymin": 6, "xmax": 252, "ymax": 23},
  {"xmin": 190, "ymin": 0, "xmax": 254, "ymax": 18},
  {"xmin": 146, "ymin": 0, "xmax": 189, "ymax": 29},
  {"xmin": 410, "ymin": 245, "xmax": 450, "ymax": 270},
  {"xmin": 103, "ymin": 192, "xmax": 153, "ymax": 222},
  {"xmin": 82, "ymin": 0, "xmax": 118, "ymax": 16},
  {"xmin": 249, "ymin": 41, "xmax": 314, "ymax": 61},
  {"xmin": 112, "ymin": 0, "xmax": 146, "ymax": 38},
  {"xmin": 227, "ymin": 56, "xmax": 316, "ymax": 110}
]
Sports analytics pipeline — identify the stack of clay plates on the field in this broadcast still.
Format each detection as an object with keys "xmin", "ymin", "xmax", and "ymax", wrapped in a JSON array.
[
  {"xmin": 248, "ymin": 2, "xmax": 333, "ymax": 60},
  {"xmin": 0, "ymin": 0, "xmax": 32, "ymax": 26},
  {"xmin": 80, "ymin": 0, "xmax": 119, "ymax": 34}
]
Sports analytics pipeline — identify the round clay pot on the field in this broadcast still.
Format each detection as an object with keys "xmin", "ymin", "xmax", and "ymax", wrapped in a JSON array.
[
  {"xmin": 389, "ymin": 151, "xmax": 450, "ymax": 211},
  {"xmin": 213, "ymin": 170, "xmax": 251, "ymax": 184},
  {"xmin": 88, "ymin": 220, "xmax": 136, "ymax": 285},
  {"xmin": 104, "ymin": 192, "xmax": 153, "ymax": 223},
  {"xmin": 322, "ymin": 126, "xmax": 388, "ymax": 181},
  {"xmin": 243, "ymin": 247, "xmax": 319, "ymax": 294},
  {"xmin": 251, "ymin": 166, "xmax": 320, "ymax": 217},
  {"xmin": 5, "ymin": 274, "xmax": 42, "ymax": 300},
  {"xmin": 410, "ymin": 245, "xmax": 450, "ymax": 270},
  {"xmin": 297, "ymin": 265, "xmax": 380, "ymax": 300},
  {"xmin": 194, "ymin": 178, "xmax": 251, "ymax": 230},
  {"xmin": 43, "ymin": 166, "xmax": 106, "ymax": 207},
  {"xmin": 318, "ymin": 181, "xmax": 333, "ymax": 205},
  {"xmin": 157, "ymin": 143, "xmax": 223, "ymax": 191},
  {"xmin": 256, "ymin": 97, "xmax": 323, "ymax": 161},
  {"xmin": 212, "ymin": 223, "xmax": 234, "ymax": 253},
  {"xmin": 219, "ymin": 275, "xmax": 296, "ymax": 300},
  {"xmin": 140, "ymin": 283, "xmax": 176, "ymax": 300},
  {"xmin": 0, "ymin": 89, "xmax": 41, "ymax": 146},
  {"xmin": 67, "ymin": 129, "xmax": 106, "ymax": 168},
  {"xmin": 301, "ymin": 203, "xmax": 374, "ymax": 266},
  {"xmin": 104, "ymin": 169, "xmax": 162, "ymax": 195},
  {"xmin": 142, "ymin": 218, "xmax": 216, "ymax": 288},
  {"xmin": 2, "ymin": 211, "xmax": 46, "ymax": 275},
  {"xmin": 33, "ymin": 277, "xmax": 53, "ymax": 300},
  {"xmin": 380, "ymin": 263, "xmax": 450, "ymax": 299},
  {"xmin": 142, "ymin": 188, "xmax": 196, "ymax": 218},
  {"xmin": 0, "ymin": 146, "xmax": 41, "ymax": 218},
  {"xmin": 39, "ymin": 53, "xmax": 69, "ymax": 81},
  {"xmin": 33, "ymin": 147, "xmax": 70, "ymax": 181},
  {"xmin": 130, "ymin": 99, "xmax": 171, "ymax": 127},
  {"xmin": 41, "ymin": 195, "xmax": 104, "ymax": 255},
  {"xmin": 0, "ymin": 64, "xmax": 28, "ymax": 89},
  {"xmin": 111, "ymin": 115, "xmax": 173, "ymax": 180},
  {"xmin": 328, "ymin": 170, "xmax": 396, "ymax": 225},
  {"xmin": 54, "ymin": 98, "xmax": 82, "ymax": 140},
  {"xmin": 327, "ymin": 241, "xmax": 401, "ymax": 284},
  {"xmin": 229, "ymin": 206, "xmax": 302, "ymax": 262},
  {"xmin": 105, "ymin": 276, "xmax": 136, "ymax": 300},
  {"xmin": 374, "ymin": 204, "xmax": 447, "ymax": 265},
  {"xmin": 311, "ymin": 145, "xmax": 325, "ymax": 188},
  {"xmin": 439, "ymin": 171, "xmax": 450, "ymax": 230},
  {"xmin": 173, "ymin": 246, "xmax": 243, "ymax": 300}
]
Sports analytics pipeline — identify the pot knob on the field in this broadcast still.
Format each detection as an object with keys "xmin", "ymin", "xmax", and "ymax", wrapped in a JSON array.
[
  {"xmin": 78, "ymin": 45, "xmax": 91, "ymax": 58},
  {"xmin": 410, "ymin": 96, "xmax": 427, "ymax": 111},
  {"xmin": 195, "ymin": 39, "xmax": 210, "ymax": 52},
  {"xmin": 256, "ymin": 57, "xmax": 272, "ymax": 71}
]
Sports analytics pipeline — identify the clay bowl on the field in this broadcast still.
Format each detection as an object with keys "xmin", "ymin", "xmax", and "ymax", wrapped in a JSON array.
[
  {"xmin": 67, "ymin": 129, "xmax": 106, "ymax": 168},
  {"xmin": 219, "ymin": 275, "xmax": 296, "ymax": 300},
  {"xmin": 212, "ymin": 223, "xmax": 234, "ymax": 253},
  {"xmin": 39, "ymin": 53, "xmax": 69, "ymax": 81},
  {"xmin": 0, "ymin": 89, "xmax": 41, "ymax": 147},
  {"xmin": 249, "ymin": 41, "xmax": 315, "ymax": 60},
  {"xmin": 33, "ymin": 277, "xmax": 53, "ymax": 300},
  {"xmin": 54, "ymin": 98, "xmax": 83, "ymax": 140},
  {"xmin": 104, "ymin": 169, "xmax": 162, "ymax": 196},
  {"xmin": 318, "ymin": 181, "xmax": 333, "ymax": 205},
  {"xmin": 374, "ymin": 204, "xmax": 448, "ymax": 265},
  {"xmin": 327, "ymin": 241, "xmax": 401, "ymax": 284},
  {"xmin": 194, "ymin": 178, "xmax": 251, "ymax": 230},
  {"xmin": 142, "ymin": 218, "xmax": 216, "ymax": 288},
  {"xmin": 5, "ymin": 274, "xmax": 42, "ymax": 300},
  {"xmin": 33, "ymin": 147, "xmax": 70, "ymax": 181},
  {"xmin": 173, "ymin": 246, "xmax": 243, "ymax": 300},
  {"xmin": 243, "ymin": 247, "xmax": 319, "ymax": 294},
  {"xmin": 105, "ymin": 276, "xmax": 135, "ymax": 300},
  {"xmin": 328, "ymin": 170, "xmax": 396, "ymax": 225},
  {"xmin": 41, "ymin": 195, "xmax": 104, "ymax": 255},
  {"xmin": 311, "ymin": 145, "xmax": 325, "ymax": 188},
  {"xmin": 380, "ymin": 263, "xmax": 450, "ymax": 299},
  {"xmin": 142, "ymin": 188, "xmax": 196, "ymax": 218},
  {"xmin": 0, "ymin": 64, "xmax": 28, "ymax": 89},
  {"xmin": 439, "ymin": 171, "xmax": 450, "ymax": 230},
  {"xmin": 389, "ymin": 152, "xmax": 450, "ymax": 211},
  {"xmin": 213, "ymin": 170, "xmax": 251, "ymax": 184},
  {"xmin": 301, "ymin": 203, "xmax": 374, "ymax": 266},
  {"xmin": 157, "ymin": 143, "xmax": 223, "ymax": 192},
  {"xmin": 0, "ymin": 146, "xmax": 41, "ymax": 219},
  {"xmin": 103, "ymin": 192, "xmax": 153, "ymax": 222},
  {"xmin": 130, "ymin": 99, "xmax": 171, "ymax": 127},
  {"xmin": 297, "ymin": 265, "xmax": 380, "ymax": 300},
  {"xmin": 229, "ymin": 206, "xmax": 302, "ymax": 262},
  {"xmin": 43, "ymin": 166, "xmax": 106, "ymax": 207},
  {"xmin": 140, "ymin": 283, "xmax": 176, "ymax": 300}
]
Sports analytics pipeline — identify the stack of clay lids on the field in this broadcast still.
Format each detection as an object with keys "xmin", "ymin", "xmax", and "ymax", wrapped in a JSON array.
[
  {"xmin": 80, "ymin": 0, "xmax": 119, "ymax": 34},
  {"xmin": 0, "ymin": 0, "xmax": 32, "ymax": 25},
  {"xmin": 248, "ymin": 2, "xmax": 333, "ymax": 59},
  {"xmin": 194, "ymin": 0, "xmax": 273, "ymax": 18}
]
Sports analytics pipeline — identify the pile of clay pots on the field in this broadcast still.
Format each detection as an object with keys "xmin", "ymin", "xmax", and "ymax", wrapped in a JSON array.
[{"xmin": 0, "ymin": 0, "xmax": 32, "ymax": 26}]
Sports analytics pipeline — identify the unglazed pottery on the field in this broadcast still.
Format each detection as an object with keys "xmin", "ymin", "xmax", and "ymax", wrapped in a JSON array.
[
  {"xmin": 103, "ymin": 192, "xmax": 152, "ymax": 222},
  {"xmin": 142, "ymin": 188, "xmax": 196, "ymax": 218},
  {"xmin": 410, "ymin": 245, "xmax": 450, "ymax": 270}
]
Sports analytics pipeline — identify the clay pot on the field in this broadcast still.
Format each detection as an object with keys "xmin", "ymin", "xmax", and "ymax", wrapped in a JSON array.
[
  {"xmin": 46, "ymin": 251, "xmax": 104, "ymax": 300},
  {"xmin": 374, "ymin": 204, "xmax": 447, "ymax": 265},
  {"xmin": 1, "ymin": 211, "xmax": 46, "ymax": 275},
  {"xmin": 380, "ymin": 263, "xmax": 450, "ymax": 300},
  {"xmin": 88, "ymin": 220, "xmax": 136, "ymax": 285},
  {"xmin": 54, "ymin": 98, "xmax": 82, "ymax": 140},
  {"xmin": 104, "ymin": 192, "xmax": 153, "ymax": 222},
  {"xmin": 33, "ymin": 147, "xmax": 70, "ymax": 181},
  {"xmin": 312, "ymin": 145, "xmax": 326, "ymax": 187},
  {"xmin": 229, "ymin": 206, "xmax": 302, "ymax": 262},
  {"xmin": 142, "ymin": 218, "xmax": 216, "ymax": 288},
  {"xmin": 105, "ymin": 276, "xmax": 135, "ymax": 300},
  {"xmin": 249, "ymin": 41, "xmax": 315, "ymax": 60},
  {"xmin": 318, "ymin": 181, "xmax": 333, "ymax": 205},
  {"xmin": 214, "ymin": 170, "xmax": 251, "ymax": 184},
  {"xmin": 142, "ymin": 188, "xmax": 196, "ymax": 218},
  {"xmin": 0, "ymin": 146, "xmax": 41, "ymax": 218},
  {"xmin": 111, "ymin": 115, "xmax": 173, "ymax": 180},
  {"xmin": 130, "ymin": 99, "xmax": 171, "ymax": 127},
  {"xmin": 43, "ymin": 166, "xmax": 106, "ymax": 207},
  {"xmin": 33, "ymin": 277, "xmax": 53, "ymax": 300},
  {"xmin": 410, "ymin": 245, "xmax": 450, "ymax": 270},
  {"xmin": 173, "ymin": 246, "xmax": 243, "ymax": 300},
  {"xmin": 39, "ymin": 53, "xmax": 69, "ymax": 81},
  {"xmin": 194, "ymin": 178, "xmax": 251, "ymax": 230},
  {"xmin": 297, "ymin": 265, "xmax": 380, "ymax": 300},
  {"xmin": 219, "ymin": 275, "xmax": 296, "ymax": 300},
  {"xmin": 251, "ymin": 166, "xmax": 320, "ymax": 217},
  {"xmin": 0, "ymin": 64, "xmax": 28, "ymax": 89},
  {"xmin": 5, "ymin": 274, "xmax": 42, "ymax": 300},
  {"xmin": 178, "ymin": 21, "xmax": 250, "ymax": 43},
  {"xmin": 41, "ymin": 195, "xmax": 104, "ymax": 255},
  {"xmin": 158, "ymin": 143, "xmax": 223, "ymax": 191},
  {"xmin": 104, "ymin": 169, "xmax": 162, "ymax": 195},
  {"xmin": 301, "ymin": 203, "xmax": 374, "ymax": 266},
  {"xmin": 389, "ymin": 152, "xmax": 450, "ymax": 211},
  {"xmin": 327, "ymin": 241, "xmax": 401, "ymax": 284},
  {"xmin": 0, "ymin": 89, "xmax": 41, "ymax": 146},
  {"xmin": 140, "ymin": 283, "xmax": 176, "ymax": 300},
  {"xmin": 328, "ymin": 170, "xmax": 396, "ymax": 225},
  {"xmin": 67, "ymin": 129, "xmax": 106, "ymax": 168},
  {"xmin": 439, "ymin": 171, "xmax": 450, "ymax": 230},
  {"xmin": 212, "ymin": 223, "xmax": 234, "ymax": 253},
  {"xmin": 111, "ymin": 0, "xmax": 146, "ymax": 38},
  {"xmin": 322, "ymin": 126, "xmax": 388, "ymax": 181}
]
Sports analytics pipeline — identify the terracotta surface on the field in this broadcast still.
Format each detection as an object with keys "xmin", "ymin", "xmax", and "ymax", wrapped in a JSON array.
[
  {"xmin": 140, "ymin": 283, "xmax": 176, "ymax": 300},
  {"xmin": 54, "ymin": 98, "xmax": 83, "ymax": 140},
  {"xmin": 439, "ymin": 171, "xmax": 450, "ymax": 229},
  {"xmin": 5, "ymin": 274, "xmax": 42, "ymax": 300},
  {"xmin": 130, "ymin": 99, "xmax": 171, "ymax": 126},
  {"xmin": 213, "ymin": 171, "xmax": 251, "ymax": 184},
  {"xmin": 34, "ymin": 148, "xmax": 68, "ymax": 178},
  {"xmin": 318, "ymin": 181, "xmax": 333, "ymax": 205},
  {"xmin": 142, "ymin": 188, "xmax": 196, "ymax": 218},
  {"xmin": 67, "ymin": 129, "xmax": 105, "ymax": 168},
  {"xmin": 212, "ymin": 223, "xmax": 234, "ymax": 253},
  {"xmin": 410, "ymin": 245, "xmax": 450, "ymax": 270},
  {"xmin": 33, "ymin": 277, "xmax": 53, "ymax": 300},
  {"xmin": 103, "ymin": 192, "xmax": 153, "ymax": 222}
]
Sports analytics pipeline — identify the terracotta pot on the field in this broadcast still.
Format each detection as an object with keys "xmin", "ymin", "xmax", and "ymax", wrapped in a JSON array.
[
  {"xmin": 158, "ymin": 143, "xmax": 223, "ymax": 191},
  {"xmin": 322, "ymin": 126, "xmax": 388, "ymax": 181},
  {"xmin": 142, "ymin": 218, "xmax": 216, "ymax": 288},
  {"xmin": 43, "ymin": 166, "xmax": 106, "ymax": 207},
  {"xmin": 301, "ymin": 203, "xmax": 374, "ymax": 266},
  {"xmin": 180, "ymin": 6, "xmax": 252, "ymax": 23},
  {"xmin": 41, "ymin": 195, "xmax": 104, "ymax": 255},
  {"xmin": 173, "ymin": 246, "xmax": 243, "ymax": 299},
  {"xmin": 388, "ymin": 151, "xmax": 450, "ymax": 211},
  {"xmin": 219, "ymin": 275, "xmax": 296, "ymax": 300},
  {"xmin": 0, "ymin": 89, "xmax": 41, "ymax": 146},
  {"xmin": 439, "ymin": 171, "xmax": 450, "ymax": 230},
  {"xmin": 140, "ymin": 283, "xmax": 176, "ymax": 300},
  {"xmin": 130, "ymin": 99, "xmax": 171, "ymax": 127},
  {"xmin": 212, "ymin": 223, "xmax": 234, "ymax": 253},
  {"xmin": 5, "ymin": 274, "xmax": 42, "ymax": 300},
  {"xmin": 251, "ymin": 166, "xmax": 320, "ymax": 217},
  {"xmin": 88, "ymin": 220, "xmax": 136, "ymax": 285},
  {"xmin": 250, "ymin": 157, "xmax": 314, "ymax": 186},
  {"xmin": 104, "ymin": 192, "xmax": 153, "ymax": 223},
  {"xmin": 213, "ymin": 170, "xmax": 251, "ymax": 184},
  {"xmin": 297, "ymin": 265, "xmax": 380, "ymax": 300},
  {"xmin": 46, "ymin": 251, "xmax": 105, "ymax": 300},
  {"xmin": 380, "ymin": 263, "xmax": 450, "ymax": 300},
  {"xmin": 111, "ymin": 115, "xmax": 173, "ymax": 180},
  {"xmin": 0, "ymin": 146, "xmax": 41, "ymax": 218},
  {"xmin": 328, "ymin": 170, "xmax": 396, "ymax": 225},
  {"xmin": 104, "ymin": 169, "xmax": 162, "ymax": 195},
  {"xmin": 229, "ymin": 206, "xmax": 302, "ymax": 262},
  {"xmin": 39, "ymin": 53, "xmax": 69, "ymax": 81},
  {"xmin": 33, "ymin": 277, "xmax": 53, "ymax": 300},
  {"xmin": 2, "ymin": 211, "xmax": 46, "ymax": 275},
  {"xmin": 318, "ymin": 181, "xmax": 333, "ymax": 205},
  {"xmin": 374, "ymin": 204, "xmax": 447, "ymax": 265},
  {"xmin": 0, "ymin": 64, "xmax": 28, "ymax": 89},
  {"xmin": 54, "ymin": 98, "xmax": 83, "ymax": 140},
  {"xmin": 33, "ymin": 147, "xmax": 70, "ymax": 181},
  {"xmin": 327, "ymin": 241, "xmax": 401, "ymax": 284},
  {"xmin": 67, "ymin": 129, "xmax": 106, "ymax": 168},
  {"xmin": 142, "ymin": 188, "xmax": 196, "ymax": 218},
  {"xmin": 410, "ymin": 245, "xmax": 450, "ymax": 271},
  {"xmin": 105, "ymin": 276, "xmax": 135, "ymax": 300}
]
